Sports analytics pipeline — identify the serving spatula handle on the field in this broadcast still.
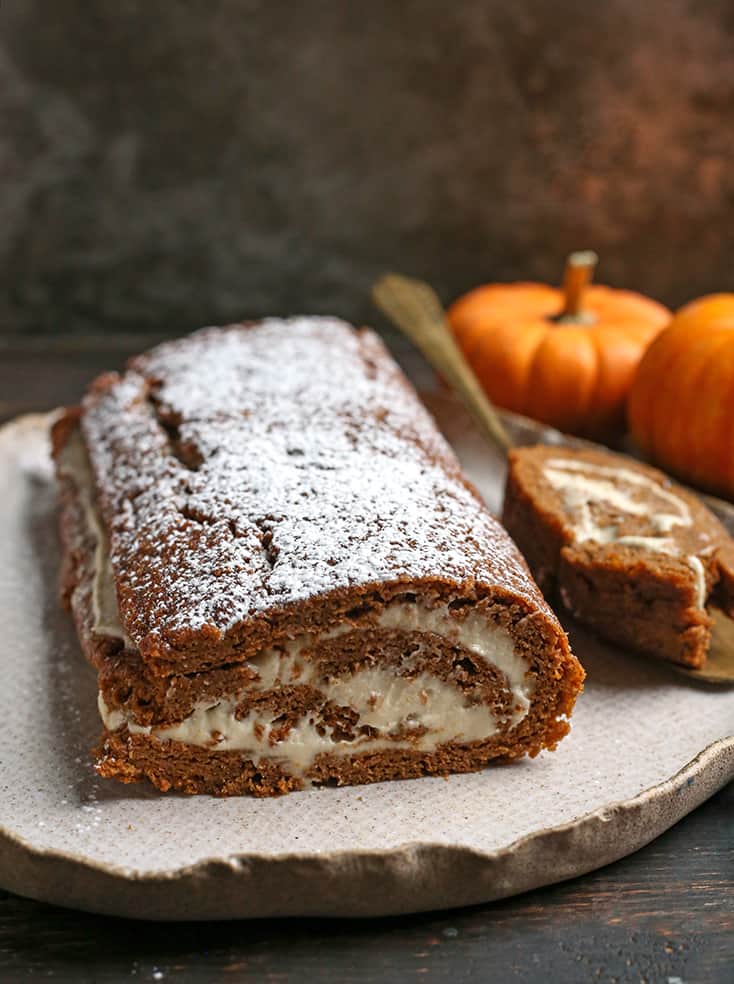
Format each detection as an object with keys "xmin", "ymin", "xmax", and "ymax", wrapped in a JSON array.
[{"xmin": 372, "ymin": 273, "xmax": 512, "ymax": 455}]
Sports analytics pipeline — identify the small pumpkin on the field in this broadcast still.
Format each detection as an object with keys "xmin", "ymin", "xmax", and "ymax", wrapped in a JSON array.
[
  {"xmin": 628, "ymin": 294, "xmax": 734, "ymax": 499},
  {"xmin": 447, "ymin": 252, "xmax": 671, "ymax": 439}
]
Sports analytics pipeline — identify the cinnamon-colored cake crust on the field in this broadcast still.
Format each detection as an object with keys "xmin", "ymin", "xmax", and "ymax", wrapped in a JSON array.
[
  {"xmin": 502, "ymin": 445, "xmax": 734, "ymax": 669},
  {"xmin": 53, "ymin": 318, "xmax": 583, "ymax": 796}
]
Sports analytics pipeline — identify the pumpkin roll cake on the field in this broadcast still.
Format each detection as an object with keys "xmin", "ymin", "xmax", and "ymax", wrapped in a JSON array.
[
  {"xmin": 52, "ymin": 318, "xmax": 583, "ymax": 796},
  {"xmin": 503, "ymin": 445, "xmax": 734, "ymax": 669}
]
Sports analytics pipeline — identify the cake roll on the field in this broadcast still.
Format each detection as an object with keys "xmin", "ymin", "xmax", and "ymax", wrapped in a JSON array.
[
  {"xmin": 503, "ymin": 445, "xmax": 734, "ymax": 668},
  {"xmin": 53, "ymin": 318, "xmax": 583, "ymax": 796}
]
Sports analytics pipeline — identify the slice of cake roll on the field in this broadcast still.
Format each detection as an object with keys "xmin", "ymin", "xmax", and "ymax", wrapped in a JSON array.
[
  {"xmin": 503, "ymin": 445, "xmax": 734, "ymax": 669},
  {"xmin": 52, "ymin": 319, "xmax": 583, "ymax": 796}
]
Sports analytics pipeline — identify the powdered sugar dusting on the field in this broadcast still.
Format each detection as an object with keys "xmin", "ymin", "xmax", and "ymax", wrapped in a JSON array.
[{"xmin": 80, "ymin": 319, "xmax": 547, "ymax": 658}]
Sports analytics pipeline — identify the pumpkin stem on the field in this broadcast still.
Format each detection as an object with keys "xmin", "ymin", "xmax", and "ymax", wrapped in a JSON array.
[{"xmin": 559, "ymin": 250, "xmax": 598, "ymax": 322}]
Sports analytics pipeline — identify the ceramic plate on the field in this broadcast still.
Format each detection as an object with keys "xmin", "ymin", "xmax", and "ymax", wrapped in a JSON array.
[{"xmin": 1, "ymin": 410, "xmax": 732, "ymax": 919}]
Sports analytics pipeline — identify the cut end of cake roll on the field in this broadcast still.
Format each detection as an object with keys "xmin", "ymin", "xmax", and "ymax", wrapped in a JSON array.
[
  {"xmin": 89, "ymin": 588, "xmax": 581, "ymax": 796},
  {"xmin": 53, "ymin": 318, "xmax": 583, "ymax": 796},
  {"xmin": 502, "ymin": 445, "xmax": 734, "ymax": 670}
]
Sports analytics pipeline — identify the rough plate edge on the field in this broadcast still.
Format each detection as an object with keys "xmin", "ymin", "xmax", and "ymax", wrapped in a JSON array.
[
  {"xmin": 1, "ymin": 735, "xmax": 731, "ymax": 920},
  {"xmin": 1, "ymin": 413, "xmax": 732, "ymax": 920}
]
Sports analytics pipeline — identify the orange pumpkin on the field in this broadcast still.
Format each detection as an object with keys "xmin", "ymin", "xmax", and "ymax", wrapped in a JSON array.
[
  {"xmin": 448, "ymin": 252, "xmax": 671, "ymax": 439},
  {"xmin": 628, "ymin": 294, "xmax": 734, "ymax": 499}
]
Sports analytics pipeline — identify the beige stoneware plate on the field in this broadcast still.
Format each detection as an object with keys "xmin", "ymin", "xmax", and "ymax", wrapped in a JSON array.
[{"xmin": 0, "ymin": 409, "xmax": 732, "ymax": 920}]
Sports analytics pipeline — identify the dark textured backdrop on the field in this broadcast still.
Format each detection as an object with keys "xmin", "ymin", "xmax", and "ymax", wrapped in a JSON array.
[{"xmin": 2, "ymin": 0, "xmax": 734, "ymax": 335}]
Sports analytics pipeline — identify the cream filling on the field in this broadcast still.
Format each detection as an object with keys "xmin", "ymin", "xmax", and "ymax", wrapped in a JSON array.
[
  {"xmin": 543, "ymin": 458, "xmax": 706, "ymax": 608},
  {"xmin": 98, "ymin": 605, "xmax": 533, "ymax": 777},
  {"xmin": 98, "ymin": 661, "xmax": 507, "ymax": 778},
  {"xmin": 57, "ymin": 432, "xmax": 133, "ymax": 646},
  {"xmin": 61, "ymin": 429, "xmax": 535, "ymax": 776}
]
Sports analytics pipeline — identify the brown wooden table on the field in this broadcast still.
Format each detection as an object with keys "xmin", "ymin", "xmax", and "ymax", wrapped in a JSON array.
[{"xmin": 1, "ymin": 336, "xmax": 732, "ymax": 983}]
